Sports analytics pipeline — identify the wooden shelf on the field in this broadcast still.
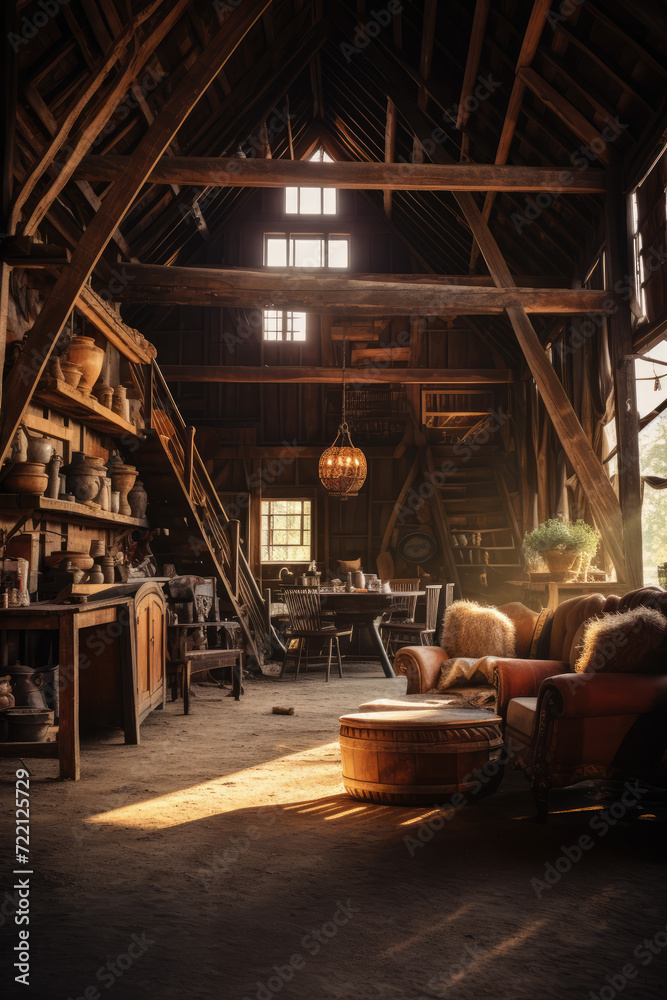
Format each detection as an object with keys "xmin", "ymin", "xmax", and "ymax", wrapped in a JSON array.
[
  {"xmin": 35, "ymin": 377, "xmax": 140, "ymax": 438},
  {"xmin": 0, "ymin": 494, "xmax": 148, "ymax": 528}
]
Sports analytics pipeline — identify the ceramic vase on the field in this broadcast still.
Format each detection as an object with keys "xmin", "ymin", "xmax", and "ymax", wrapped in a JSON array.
[
  {"xmin": 66, "ymin": 336, "xmax": 105, "ymax": 395},
  {"xmin": 62, "ymin": 452, "xmax": 103, "ymax": 504},
  {"xmin": 94, "ymin": 382, "xmax": 113, "ymax": 409},
  {"xmin": 111, "ymin": 385, "xmax": 130, "ymax": 422},
  {"xmin": 46, "ymin": 454, "xmax": 63, "ymax": 500},
  {"xmin": 101, "ymin": 555, "xmax": 116, "ymax": 585},
  {"xmin": 109, "ymin": 463, "xmax": 137, "ymax": 515},
  {"xmin": 59, "ymin": 361, "xmax": 82, "ymax": 389},
  {"xmin": 127, "ymin": 479, "xmax": 148, "ymax": 519},
  {"xmin": 26, "ymin": 436, "xmax": 55, "ymax": 464},
  {"xmin": 110, "ymin": 491, "xmax": 120, "ymax": 514}
]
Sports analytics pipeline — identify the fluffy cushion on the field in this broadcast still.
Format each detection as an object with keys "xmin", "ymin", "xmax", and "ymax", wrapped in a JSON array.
[
  {"xmin": 440, "ymin": 600, "xmax": 516, "ymax": 659},
  {"xmin": 574, "ymin": 607, "xmax": 667, "ymax": 675}
]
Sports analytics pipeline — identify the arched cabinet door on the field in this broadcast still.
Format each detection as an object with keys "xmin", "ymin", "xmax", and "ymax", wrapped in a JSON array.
[{"xmin": 134, "ymin": 582, "xmax": 166, "ymax": 723}]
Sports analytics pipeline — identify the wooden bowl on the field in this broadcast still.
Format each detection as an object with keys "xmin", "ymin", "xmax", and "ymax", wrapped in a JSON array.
[{"xmin": 45, "ymin": 551, "xmax": 94, "ymax": 571}]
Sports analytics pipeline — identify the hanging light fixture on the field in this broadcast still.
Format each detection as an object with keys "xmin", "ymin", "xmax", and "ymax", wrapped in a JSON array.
[{"xmin": 318, "ymin": 329, "xmax": 367, "ymax": 499}]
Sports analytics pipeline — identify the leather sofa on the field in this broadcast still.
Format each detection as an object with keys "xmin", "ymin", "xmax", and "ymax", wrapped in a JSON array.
[{"xmin": 393, "ymin": 587, "xmax": 667, "ymax": 819}]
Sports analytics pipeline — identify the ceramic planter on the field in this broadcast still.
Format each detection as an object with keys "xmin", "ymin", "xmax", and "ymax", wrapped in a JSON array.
[
  {"xmin": 3, "ymin": 461, "xmax": 49, "ymax": 496},
  {"xmin": 66, "ymin": 336, "xmax": 105, "ymax": 394},
  {"xmin": 542, "ymin": 548, "xmax": 577, "ymax": 574}
]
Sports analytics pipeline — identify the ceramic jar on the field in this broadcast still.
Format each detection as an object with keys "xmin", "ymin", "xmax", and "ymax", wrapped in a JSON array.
[
  {"xmin": 94, "ymin": 476, "xmax": 111, "ymax": 511},
  {"xmin": 46, "ymin": 454, "xmax": 63, "ymax": 499},
  {"xmin": 26, "ymin": 436, "xmax": 55, "ymax": 464},
  {"xmin": 66, "ymin": 336, "xmax": 105, "ymax": 395},
  {"xmin": 94, "ymin": 382, "xmax": 114, "ymax": 409},
  {"xmin": 90, "ymin": 539, "xmax": 105, "ymax": 560},
  {"xmin": 60, "ymin": 361, "xmax": 82, "ymax": 389},
  {"xmin": 6, "ymin": 662, "xmax": 49, "ymax": 710},
  {"xmin": 88, "ymin": 565, "xmax": 104, "ymax": 585},
  {"xmin": 109, "ymin": 462, "xmax": 137, "ymax": 515},
  {"xmin": 100, "ymin": 555, "xmax": 116, "ymax": 584},
  {"xmin": 111, "ymin": 385, "xmax": 130, "ymax": 422},
  {"xmin": 3, "ymin": 462, "xmax": 48, "ymax": 496},
  {"xmin": 128, "ymin": 479, "xmax": 148, "ymax": 519},
  {"xmin": 110, "ymin": 491, "xmax": 120, "ymax": 514},
  {"xmin": 62, "ymin": 451, "xmax": 103, "ymax": 503}
]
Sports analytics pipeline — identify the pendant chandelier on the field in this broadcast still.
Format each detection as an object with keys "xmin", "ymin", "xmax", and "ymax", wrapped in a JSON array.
[{"xmin": 318, "ymin": 330, "xmax": 367, "ymax": 499}]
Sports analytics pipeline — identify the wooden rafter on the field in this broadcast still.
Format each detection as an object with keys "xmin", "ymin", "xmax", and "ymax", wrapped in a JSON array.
[
  {"xmin": 363, "ymin": 42, "xmax": 629, "ymax": 580},
  {"xmin": 0, "ymin": 0, "xmax": 273, "ymax": 464},
  {"xmin": 159, "ymin": 366, "xmax": 515, "ymax": 384}
]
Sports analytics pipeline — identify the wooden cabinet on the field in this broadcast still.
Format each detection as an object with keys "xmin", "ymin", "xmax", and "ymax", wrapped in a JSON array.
[{"xmin": 134, "ymin": 583, "xmax": 166, "ymax": 722}]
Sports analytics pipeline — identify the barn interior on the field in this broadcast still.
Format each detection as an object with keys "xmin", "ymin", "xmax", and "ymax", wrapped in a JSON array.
[{"xmin": 1, "ymin": 1, "xmax": 667, "ymax": 998}]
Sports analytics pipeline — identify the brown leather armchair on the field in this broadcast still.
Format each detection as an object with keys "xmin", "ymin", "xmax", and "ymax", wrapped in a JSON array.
[{"xmin": 394, "ymin": 588, "xmax": 667, "ymax": 820}]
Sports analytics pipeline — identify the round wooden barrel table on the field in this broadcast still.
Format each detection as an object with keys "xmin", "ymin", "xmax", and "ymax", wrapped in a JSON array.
[{"xmin": 339, "ymin": 708, "xmax": 504, "ymax": 806}]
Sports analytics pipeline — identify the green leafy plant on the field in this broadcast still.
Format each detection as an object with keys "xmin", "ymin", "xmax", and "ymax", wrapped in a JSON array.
[{"xmin": 523, "ymin": 518, "xmax": 599, "ymax": 556}]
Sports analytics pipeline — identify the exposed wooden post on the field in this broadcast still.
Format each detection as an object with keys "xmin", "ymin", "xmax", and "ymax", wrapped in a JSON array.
[
  {"xmin": 0, "ymin": 2, "xmax": 18, "ymax": 413},
  {"xmin": 58, "ymin": 614, "xmax": 80, "ymax": 780},
  {"xmin": 383, "ymin": 99, "xmax": 397, "ymax": 216},
  {"xmin": 363, "ymin": 47, "xmax": 628, "ymax": 579},
  {"xmin": 605, "ymin": 164, "xmax": 643, "ymax": 588}
]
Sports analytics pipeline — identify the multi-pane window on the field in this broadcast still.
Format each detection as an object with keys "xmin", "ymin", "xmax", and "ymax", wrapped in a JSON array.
[
  {"xmin": 263, "ymin": 309, "xmax": 307, "ymax": 342},
  {"xmin": 265, "ymin": 234, "xmax": 349, "ymax": 268},
  {"xmin": 285, "ymin": 149, "xmax": 336, "ymax": 215},
  {"xmin": 261, "ymin": 499, "xmax": 312, "ymax": 563}
]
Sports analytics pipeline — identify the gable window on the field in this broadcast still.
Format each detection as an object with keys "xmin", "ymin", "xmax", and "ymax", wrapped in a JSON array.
[
  {"xmin": 263, "ymin": 309, "xmax": 307, "ymax": 342},
  {"xmin": 265, "ymin": 234, "xmax": 349, "ymax": 269},
  {"xmin": 285, "ymin": 149, "xmax": 336, "ymax": 215},
  {"xmin": 261, "ymin": 499, "xmax": 312, "ymax": 562}
]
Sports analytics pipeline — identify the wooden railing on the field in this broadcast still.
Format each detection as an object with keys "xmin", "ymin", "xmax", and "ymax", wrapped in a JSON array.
[{"xmin": 135, "ymin": 361, "xmax": 275, "ymax": 659}]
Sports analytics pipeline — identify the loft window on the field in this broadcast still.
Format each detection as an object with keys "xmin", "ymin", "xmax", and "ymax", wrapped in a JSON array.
[
  {"xmin": 261, "ymin": 499, "xmax": 312, "ymax": 563},
  {"xmin": 264, "ymin": 234, "xmax": 349, "ymax": 268},
  {"xmin": 263, "ymin": 309, "xmax": 307, "ymax": 342},
  {"xmin": 285, "ymin": 149, "xmax": 336, "ymax": 215}
]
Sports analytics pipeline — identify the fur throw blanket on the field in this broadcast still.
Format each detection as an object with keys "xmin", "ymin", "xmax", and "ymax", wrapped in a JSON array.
[
  {"xmin": 440, "ymin": 600, "xmax": 516, "ymax": 659},
  {"xmin": 574, "ymin": 606, "xmax": 667, "ymax": 675}
]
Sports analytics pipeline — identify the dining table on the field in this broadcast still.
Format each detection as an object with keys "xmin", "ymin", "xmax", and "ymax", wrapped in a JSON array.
[{"xmin": 316, "ymin": 590, "xmax": 425, "ymax": 678}]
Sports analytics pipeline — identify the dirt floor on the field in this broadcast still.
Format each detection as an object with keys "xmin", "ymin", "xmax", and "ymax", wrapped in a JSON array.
[{"xmin": 1, "ymin": 661, "xmax": 666, "ymax": 1000}]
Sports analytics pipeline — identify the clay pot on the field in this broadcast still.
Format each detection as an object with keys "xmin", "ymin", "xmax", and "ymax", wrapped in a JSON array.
[
  {"xmin": 5, "ymin": 662, "xmax": 49, "ymax": 709},
  {"xmin": 101, "ymin": 555, "xmax": 116, "ymax": 585},
  {"xmin": 109, "ymin": 463, "xmax": 137, "ymax": 515},
  {"xmin": 542, "ymin": 548, "xmax": 578, "ymax": 574},
  {"xmin": 94, "ymin": 382, "xmax": 114, "ymax": 409},
  {"xmin": 66, "ymin": 336, "xmax": 105, "ymax": 395},
  {"xmin": 26, "ymin": 435, "xmax": 55, "ymax": 464},
  {"xmin": 6, "ymin": 707, "xmax": 53, "ymax": 743},
  {"xmin": 88, "ymin": 565, "xmax": 104, "ymax": 585},
  {"xmin": 110, "ymin": 491, "xmax": 120, "ymax": 514},
  {"xmin": 90, "ymin": 539, "xmax": 105, "ymax": 559},
  {"xmin": 60, "ymin": 361, "xmax": 82, "ymax": 389},
  {"xmin": 62, "ymin": 451, "xmax": 103, "ymax": 503},
  {"xmin": 45, "ymin": 550, "xmax": 94, "ymax": 571},
  {"xmin": 111, "ymin": 384, "xmax": 130, "ymax": 422},
  {"xmin": 94, "ymin": 476, "xmax": 111, "ymax": 511},
  {"xmin": 128, "ymin": 478, "xmax": 148, "ymax": 519},
  {"xmin": 46, "ymin": 454, "xmax": 63, "ymax": 499},
  {"xmin": 3, "ymin": 461, "xmax": 48, "ymax": 496}
]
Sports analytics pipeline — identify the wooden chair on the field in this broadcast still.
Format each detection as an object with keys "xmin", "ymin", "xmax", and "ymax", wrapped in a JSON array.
[
  {"xmin": 380, "ymin": 579, "xmax": 420, "ymax": 654},
  {"xmin": 281, "ymin": 588, "xmax": 351, "ymax": 681},
  {"xmin": 381, "ymin": 584, "xmax": 444, "ymax": 659}
]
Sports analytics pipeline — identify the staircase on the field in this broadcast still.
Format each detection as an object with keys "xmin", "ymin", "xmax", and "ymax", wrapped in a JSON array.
[
  {"xmin": 434, "ymin": 447, "xmax": 524, "ymax": 594},
  {"xmin": 130, "ymin": 362, "xmax": 277, "ymax": 664}
]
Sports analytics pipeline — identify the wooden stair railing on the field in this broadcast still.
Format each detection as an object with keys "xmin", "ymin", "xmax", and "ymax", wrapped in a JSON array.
[{"xmin": 134, "ymin": 361, "xmax": 280, "ymax": 663}]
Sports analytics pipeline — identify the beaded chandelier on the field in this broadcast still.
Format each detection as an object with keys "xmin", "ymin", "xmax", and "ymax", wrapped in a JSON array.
[{"xmin": 318, "ymin": 331, "xmax": 367, "ymax": 499}]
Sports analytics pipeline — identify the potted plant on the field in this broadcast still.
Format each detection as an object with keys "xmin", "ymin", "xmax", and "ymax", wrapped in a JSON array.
[{"xmin": 523, "ymin": 518, "xmax": 600, "ymax": 576}]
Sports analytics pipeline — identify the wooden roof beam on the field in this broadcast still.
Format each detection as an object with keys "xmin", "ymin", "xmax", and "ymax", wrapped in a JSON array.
[
  {"xmin": 75, "ymin": 156, "xmax": 607, "ymax": 192},
  {"xmin": 159, "ymin": 366, "xmax": 515, "ymax": 384}
]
